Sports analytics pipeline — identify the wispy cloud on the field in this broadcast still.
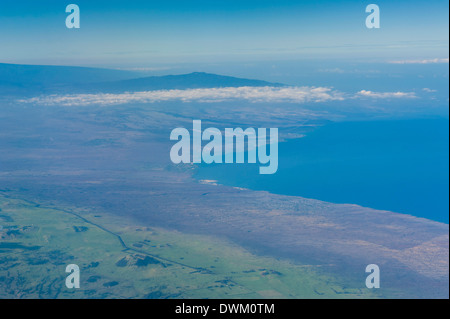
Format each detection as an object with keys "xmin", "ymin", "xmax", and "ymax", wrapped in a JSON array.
[
  {"xmin": 115, "ymin": 67, "xmax": 174, "ymax": 72},
  {"xmin": 18, "ymin": 86, "xmax": 417, "ymax": 106},
  {"xmin": 389, "ymin": 58, "xmax": 449, "ymax": 64}
]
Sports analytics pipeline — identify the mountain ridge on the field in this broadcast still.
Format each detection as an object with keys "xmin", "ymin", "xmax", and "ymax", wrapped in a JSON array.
[
  {"xmin": 0, "ymin": 63, "xmax": 284, "ymax": 97},
  {"xmin": 87, "ymin": 71, "xmax": 284, "ymax": 93}
]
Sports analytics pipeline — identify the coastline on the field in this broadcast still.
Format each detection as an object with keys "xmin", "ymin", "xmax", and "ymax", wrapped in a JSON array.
[{"xmin": 194, "ymin": 119, "xmax": 450, "ymax": 224}]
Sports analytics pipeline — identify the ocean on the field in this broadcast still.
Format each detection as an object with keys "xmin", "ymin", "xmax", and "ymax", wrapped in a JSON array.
[{"xmin": 195, "ymin": 119, "xmax": 449, "ymax": 223}]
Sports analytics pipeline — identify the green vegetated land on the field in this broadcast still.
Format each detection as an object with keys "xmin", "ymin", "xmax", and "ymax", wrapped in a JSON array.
[{"xmin": 0, "ymin": 194, "xmax": 380, "ymax": 299}]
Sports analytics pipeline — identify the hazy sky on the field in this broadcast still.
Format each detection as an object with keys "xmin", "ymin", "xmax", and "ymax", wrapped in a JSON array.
[{"xmin": 0, "ymin": 0, "xmax": 448, "ymax": 67}]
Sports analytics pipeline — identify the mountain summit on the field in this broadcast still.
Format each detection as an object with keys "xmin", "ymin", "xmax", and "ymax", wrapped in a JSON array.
[{"xmin": 74, "ymin": 72, "xmax": 283, "ymax": 94}]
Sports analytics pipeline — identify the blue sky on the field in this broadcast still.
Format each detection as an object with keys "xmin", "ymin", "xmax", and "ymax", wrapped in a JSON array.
[{"xmin": 0, "ymin": 0, "xmax": 448, "ymax": 67}]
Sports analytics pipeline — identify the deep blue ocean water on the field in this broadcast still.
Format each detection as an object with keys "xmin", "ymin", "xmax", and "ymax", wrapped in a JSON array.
[{"xmin": 195, "ymin": 119, "xmax": 449, "ymax": 223}]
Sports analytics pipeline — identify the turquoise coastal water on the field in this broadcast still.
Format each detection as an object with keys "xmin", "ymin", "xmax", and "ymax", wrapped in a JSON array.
[{"xmin": 195, "ymin": 119, "xmax": 449, "ymax": 223}]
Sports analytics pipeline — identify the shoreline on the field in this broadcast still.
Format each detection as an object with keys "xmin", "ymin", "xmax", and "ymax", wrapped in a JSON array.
[{"xmin": 194, "ymin": 119, "xmax": 449, "ymax": 224}]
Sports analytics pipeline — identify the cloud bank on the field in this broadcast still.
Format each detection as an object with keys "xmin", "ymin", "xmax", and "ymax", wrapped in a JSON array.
[{"xmin": 18, "ymin": 86, "xmax": 416, "ymax": 107}]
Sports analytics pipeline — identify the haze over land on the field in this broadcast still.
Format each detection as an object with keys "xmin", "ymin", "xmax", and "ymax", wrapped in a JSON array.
[{"xmin": 0, "ymin": 63, "xmax": 448, "ymax": 298}]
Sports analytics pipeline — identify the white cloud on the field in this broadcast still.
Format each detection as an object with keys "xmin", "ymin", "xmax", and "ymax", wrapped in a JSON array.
[
  {"xmin": 389, "ymin": 58, "xmax": 449, "ymax": 64},
  {"xmin": 356, "ymin": 90, "xmax": 417, "ymax": 99},
  {"xmin": 18, "ymin": 86, "xmax": 345, "ymax": 106},
  {"xmin": 18, "ymin": 86, "xmax": 417, "ymax": 106}
]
